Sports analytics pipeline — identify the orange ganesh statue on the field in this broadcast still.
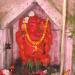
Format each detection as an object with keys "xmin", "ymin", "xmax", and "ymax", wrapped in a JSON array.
[{"xmin": 16, "ymin": 12, "xmax": 52, "ymax": 67}]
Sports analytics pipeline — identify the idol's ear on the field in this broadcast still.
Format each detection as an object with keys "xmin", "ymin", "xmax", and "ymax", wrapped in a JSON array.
[{"xmin": 28, "ymin": 11, "xmax": 35, "ymax": 17}]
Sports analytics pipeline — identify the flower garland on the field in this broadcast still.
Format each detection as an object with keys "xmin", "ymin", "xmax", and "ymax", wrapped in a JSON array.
[{"xmin": 23, "ymin": 18, "xmax": 49, "ymax": 52}]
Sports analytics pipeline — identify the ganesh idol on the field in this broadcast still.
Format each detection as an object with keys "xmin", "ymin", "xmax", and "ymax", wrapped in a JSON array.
[{"xmin": 16, "ymin": 11, "xmax": 53, "ymax": 67}]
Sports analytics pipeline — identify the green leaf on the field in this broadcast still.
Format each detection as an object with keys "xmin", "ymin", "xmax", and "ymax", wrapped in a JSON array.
[{"xmin": 27, "ymin": 60, "xmax": 33, "ymax": 71}]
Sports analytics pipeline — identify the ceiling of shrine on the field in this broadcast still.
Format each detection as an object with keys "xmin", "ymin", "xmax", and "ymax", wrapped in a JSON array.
[
  {"xmin": 0, "ymin": 0, "xmax": 62, "ymax": 29},
  {"xmin": 0, "ymin": 0, "xmax": 75, "ymax": 21}
]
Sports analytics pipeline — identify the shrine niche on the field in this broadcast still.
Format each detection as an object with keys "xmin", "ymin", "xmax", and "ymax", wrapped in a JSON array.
[
  {"xmin": 0, "ymin": 0, "xmax": 73, "ymax": 75},
  {"xmin": 0, "ymin": 1, "xmax": 61, "ymax": 75},
  {"xmin": 11, "ymin": 3, "xmax": 60, "ymax": 74},
  {"xmin": 12, "ymin": 2, "xmax": 61, "ymax": 65}
]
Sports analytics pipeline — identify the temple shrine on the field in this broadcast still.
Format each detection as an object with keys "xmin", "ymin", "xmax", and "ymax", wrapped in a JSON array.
[{"xmin": 0, "ymin": 0, "xmax": 73, "ymax": 75}]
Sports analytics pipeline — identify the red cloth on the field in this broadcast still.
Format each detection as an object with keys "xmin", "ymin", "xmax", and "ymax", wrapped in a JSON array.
[
  {"xmin": 16, "ymin": 16, "xmax": 52, "ymax": 66},
  {"xmin": 0, "ymin": 70, "xmax": 4, "ymax": 75}
]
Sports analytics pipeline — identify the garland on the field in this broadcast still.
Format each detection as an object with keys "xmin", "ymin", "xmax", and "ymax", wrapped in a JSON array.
[{"xmin": 23, "ymin": 18, "xmax": 49, "ymax": 52}]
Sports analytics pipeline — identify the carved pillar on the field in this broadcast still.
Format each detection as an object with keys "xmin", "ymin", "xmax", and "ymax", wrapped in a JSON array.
[
  {"xmin": 0, "ymin": 29, "xmax": 5, "ymax": 69},
  {"xmin": 13, "ymin": 21, "xmax": 19, "ymax": 62},
  {"xmin": 4, "ymin": 28, "xmax": 12, "ymax": 69},
  {"xmin": 64, "ymin": 30, "xmax": 73, "ymax": 75},
  {"xmin": 0, "ymin": 28, "xmax": 13, "ymax": 69}
]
